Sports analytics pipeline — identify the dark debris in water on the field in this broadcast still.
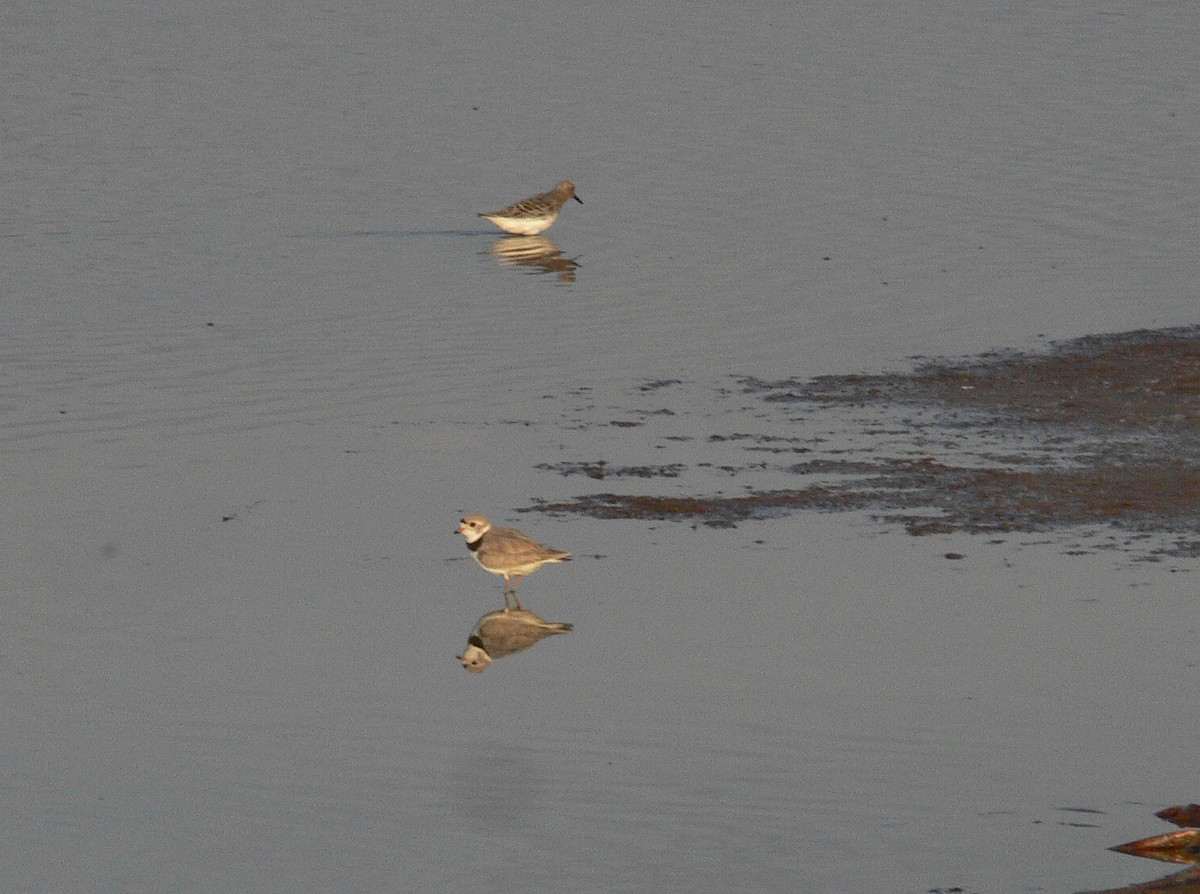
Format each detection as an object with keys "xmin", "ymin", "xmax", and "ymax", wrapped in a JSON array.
[
  {"xmin": 532, "ymin": 327, "xmax": 1200, "ymax": 555},
  {"xmin": 536, "ymin": 461, "xmax": 686, "ymax": 480},
  {"xmin": 638, "ymin": 378, "xmax": 683, "ymax": 392}
]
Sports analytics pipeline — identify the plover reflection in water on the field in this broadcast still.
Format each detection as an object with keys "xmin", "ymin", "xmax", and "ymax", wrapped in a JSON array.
[{"xmin": 458, "ymin": 608, "xmax": 574, "ymax": 673}]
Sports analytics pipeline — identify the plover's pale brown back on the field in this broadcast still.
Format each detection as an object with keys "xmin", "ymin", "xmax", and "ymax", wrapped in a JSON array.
[
  {"xmin": 457, "ymin": 608, "xmax": 574, "ymax": 673},
  {"xmin": 456, "ymin": 514, "xmax": 572, "ymax": 608},
  {"xmin": 478, "ymin": 181, "xmax": 582, "ymax": 235}
]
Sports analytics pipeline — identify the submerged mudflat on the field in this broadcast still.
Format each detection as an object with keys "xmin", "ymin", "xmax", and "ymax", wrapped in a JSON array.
[{"xmin": 530, "ymin": 326, "xmax": 1200, "ymax": 558}]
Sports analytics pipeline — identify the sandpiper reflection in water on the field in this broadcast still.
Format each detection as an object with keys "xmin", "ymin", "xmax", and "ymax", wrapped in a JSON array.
[{"xmin": 487, "ymin": 235, "xmax": 579, "ymax": 282}]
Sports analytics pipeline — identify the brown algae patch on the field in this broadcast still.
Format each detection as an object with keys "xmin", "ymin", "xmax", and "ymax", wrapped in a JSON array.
[
  {"xmin": 746, "ymin": 326, "xmax": 1200, "ymax": 435},
  {"xmin": 532, "ymin": 326, "xmax": 1200, "ymax": 554},
  {"xmin": 863, "ymin": 458, "xmax": 1200, "ymax": 539},
  {"xmin": 535, "ymin": 487, "xmax": 863, "ymax": 529}
]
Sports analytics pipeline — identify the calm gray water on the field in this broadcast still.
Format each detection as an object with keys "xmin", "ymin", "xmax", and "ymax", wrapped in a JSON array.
[{"xmin": 2, "ymin": 1, "xmax": 1197, "ymax": 892}]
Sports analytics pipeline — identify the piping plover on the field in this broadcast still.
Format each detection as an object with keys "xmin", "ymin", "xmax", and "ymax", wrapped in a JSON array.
[
  {"xmin": 478, "ymin": 180, "xmax": 582, "ymax": 236},
  {"xmin": 457, "ymin": 608, "xmax": 574, "ymax": 673},
  {"xmin": 456, "ymin": 514, "xmax": 572, "ymax": 608}
]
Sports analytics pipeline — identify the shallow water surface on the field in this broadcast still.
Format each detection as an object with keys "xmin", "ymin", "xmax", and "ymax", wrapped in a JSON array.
[{"xmin": 2, "ymin": 1, "xmax": 1198, "ymax": 892}]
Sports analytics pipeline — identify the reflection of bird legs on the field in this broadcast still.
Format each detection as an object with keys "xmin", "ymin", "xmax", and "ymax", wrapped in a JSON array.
[{"xmin": 504, "ymin": 576, "xmax": 524, "ymax": 610}]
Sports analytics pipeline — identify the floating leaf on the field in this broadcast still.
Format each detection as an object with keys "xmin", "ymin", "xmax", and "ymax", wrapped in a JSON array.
[
  {"xmin": 1157, "ymin": 806, "xmax": 1200, "ymax": 829},
  {"xmin": 1111, "ymin": 830, "xmax": 1200, "ymax": 865}
]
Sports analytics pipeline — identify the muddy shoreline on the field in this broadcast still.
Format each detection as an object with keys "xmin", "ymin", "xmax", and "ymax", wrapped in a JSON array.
[{"xmin": 530, "ymin": 326, "xmax": 1200, "ymax": 558}]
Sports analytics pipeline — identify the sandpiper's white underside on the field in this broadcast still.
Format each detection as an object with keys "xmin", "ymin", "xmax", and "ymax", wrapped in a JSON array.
[{"xmin": 478, "ymin": 213, "xmax": 557, "ymax": 236}]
